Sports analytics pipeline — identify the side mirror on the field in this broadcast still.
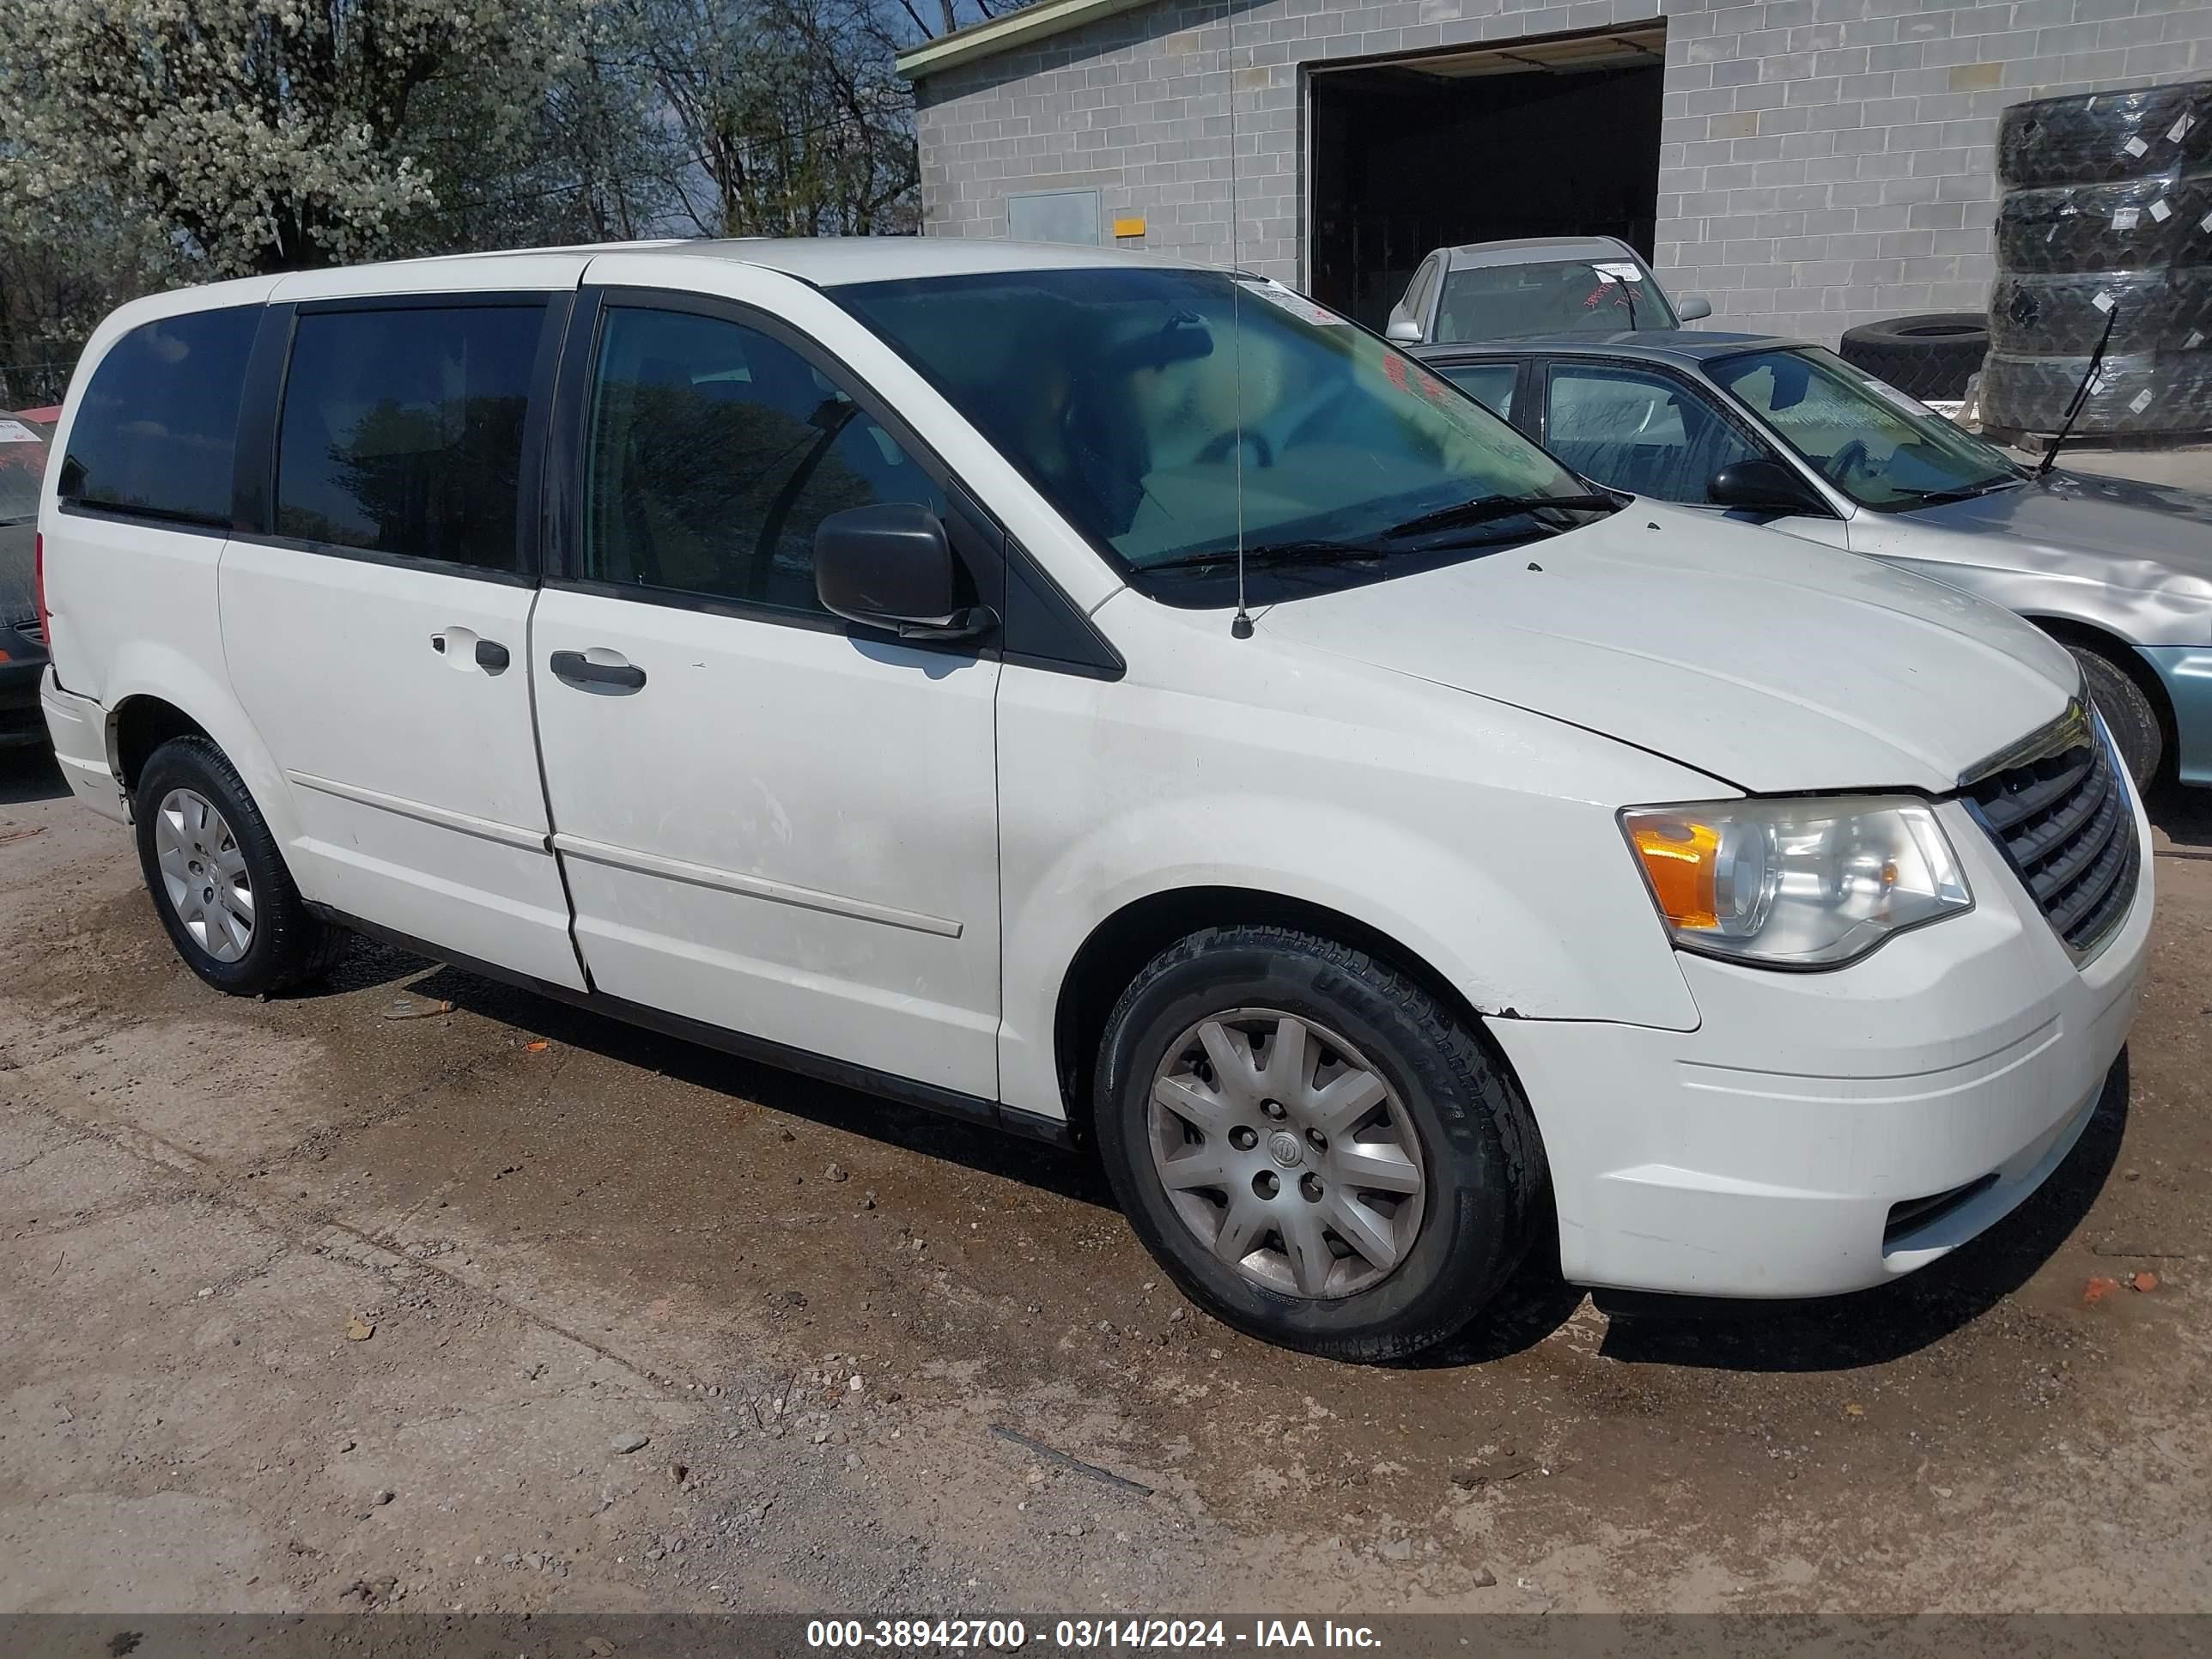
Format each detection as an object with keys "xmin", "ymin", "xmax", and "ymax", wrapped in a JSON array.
[
  {"xmin": 1708, "ymin": 457, "xmax": 1830, "ymax": 516},
  {"xmin": 1385, "ymin": 316, "xmax": 1424, "ymax": 345},
  {"xmin": 1675, "ymin": 293, "xmax": 1713, "ymax": 323},
  {"xmin": 815, "ymin": 502, "xmax": 994, "ymax": 641}
]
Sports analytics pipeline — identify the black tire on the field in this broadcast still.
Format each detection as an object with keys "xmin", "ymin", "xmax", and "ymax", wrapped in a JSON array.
[
  {"xmin": 1980, "ymin": 349, "xmax": 2212, "ymax": 441},
  {"xmin": 1837, "ymin": 313, "xmax": 1990, "ymax": 400},
  {"xmin": 133, "ymin": 735, "xmax": 349, "ymax": 996},
  {"xmin": 1990, "ymin": 270, "xmax": 2212, "ymax": 356},
  {"xmin": 1996, "ymin": 177, "xmax": 2212, "ymax": 275},
  {"xmin": 1091, "ymin": 924, "xmax": 1544, "ymax": 1362},
  {"xmin": 2068, "ymin": 644, "xmax": 2164, "ymax": 788},
  {"xmin": 1998, "ymin": 82, "xmax": 2212, "ymax": 190}
]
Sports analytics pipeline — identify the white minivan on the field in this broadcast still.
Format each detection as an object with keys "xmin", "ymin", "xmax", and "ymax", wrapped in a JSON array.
[{"xmin": 37, "ymin": 240, "xmax": 2150, "ymax": 1359}]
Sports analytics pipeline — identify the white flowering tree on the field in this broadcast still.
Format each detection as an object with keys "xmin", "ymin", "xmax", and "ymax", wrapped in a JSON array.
[{"xmin": 0, "ymin": 0, "xmax": 576, "ymax": 276}]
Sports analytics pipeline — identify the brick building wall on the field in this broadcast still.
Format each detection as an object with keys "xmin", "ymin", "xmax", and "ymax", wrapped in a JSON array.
[{"xmin": 909, "ymin": 0, "xmax": 2212, "ymax": 344}]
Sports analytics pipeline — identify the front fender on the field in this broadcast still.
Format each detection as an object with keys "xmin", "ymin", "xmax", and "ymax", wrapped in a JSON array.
[{"xmin": 994, "ymin": 638, "xmax": 1715, "ymax": 1122}]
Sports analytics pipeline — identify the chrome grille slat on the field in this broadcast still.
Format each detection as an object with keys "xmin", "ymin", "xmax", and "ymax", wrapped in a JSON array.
[{"xmin": 1964, "ymin": 702, "xmax": 2138, "ymax": 961}]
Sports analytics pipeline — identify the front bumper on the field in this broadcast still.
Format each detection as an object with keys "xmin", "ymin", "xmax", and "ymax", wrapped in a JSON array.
[
  {"xmin": 0, "ymin": 626, "xmax": 46, "ymax": 747},
  {"xmin": 1490, "ymin": 791, "xmax": 2152, "ymax": 1299}
]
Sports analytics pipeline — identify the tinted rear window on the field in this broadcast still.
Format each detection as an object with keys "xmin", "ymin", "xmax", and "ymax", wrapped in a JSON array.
[
  {"xmin": 60, "ymin": 307, "xmax": 258, "ymax": 526},
  {"xmin": 276, "ymin": 303, "xmax": 543, "ymax": 570}
]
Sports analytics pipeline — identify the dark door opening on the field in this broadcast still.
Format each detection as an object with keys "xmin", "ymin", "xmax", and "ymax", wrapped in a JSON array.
[{"xmin": 1310, "ymin": 33, "xmax": 1667, "ymax": 329}]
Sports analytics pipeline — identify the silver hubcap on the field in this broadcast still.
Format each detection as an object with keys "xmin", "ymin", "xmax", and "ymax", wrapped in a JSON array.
[
  {"xmin": 153, "ymin": 788, "xmax": 254, "ymax": 963},
  {"xmin": 1147, "ymin": 1008, "xmax": 1425, "ymax": 1300}
]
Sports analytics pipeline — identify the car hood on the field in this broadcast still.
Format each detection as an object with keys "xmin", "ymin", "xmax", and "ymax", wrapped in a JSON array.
[
  {"xmin": 1900, "ymin": 470, "xmax": 2212, "ymax": 592},
  {"xmin": 1259, "ymin": 501, "xmax": 2076, "ymax": 795}
]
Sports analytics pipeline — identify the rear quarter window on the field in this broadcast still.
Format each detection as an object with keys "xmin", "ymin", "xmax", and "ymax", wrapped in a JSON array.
[{"xmin": 59, "ymin": 306, "xmax": 259, "ymax": 526}]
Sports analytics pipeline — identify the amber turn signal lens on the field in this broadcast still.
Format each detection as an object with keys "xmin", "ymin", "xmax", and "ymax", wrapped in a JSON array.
[{"xmin": 1629, "ymin": 817, "xmax": 1722, "ymax": 930}]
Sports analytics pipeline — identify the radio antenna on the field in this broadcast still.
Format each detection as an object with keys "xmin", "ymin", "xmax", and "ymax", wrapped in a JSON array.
[{"xmin": 1226, "ymin": 0, "xmax": 1253, "ymax": 639}]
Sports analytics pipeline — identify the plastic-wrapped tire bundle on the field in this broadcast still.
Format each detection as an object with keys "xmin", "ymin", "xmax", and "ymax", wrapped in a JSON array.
[
  {"xmin": 1984, "ymin": 77, "xmax": 2212, "ymax": 443},
  {"xmin": 1983, "ymin": 349, "xmax": 2212, "ymax": 441},
  {"xmin": 1995, "ymin": 177, "xmax": 2212, "ymax": 274},
  {"xmin": 1997, "ymin": 82, "xmax": 2212, "ymax": 189},
  {"xmin": 1990, "ymin": 270, "xmax": 2212, "ymax": 356}
]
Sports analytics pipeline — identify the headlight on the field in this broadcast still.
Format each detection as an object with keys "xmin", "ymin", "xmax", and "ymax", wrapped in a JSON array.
[{"xmin": 1621, "ymin": 795, "xmax": 1972, "ymax": 968}]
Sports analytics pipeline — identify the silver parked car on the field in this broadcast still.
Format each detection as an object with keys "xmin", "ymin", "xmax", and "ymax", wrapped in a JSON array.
[
  {"xmin": 1384, "ymin": 235, "xmax": 1713, "ymax": 347},
  {"xmin": 1412, "ymin": 330, "xmax": 2212, "ymax": 786}
]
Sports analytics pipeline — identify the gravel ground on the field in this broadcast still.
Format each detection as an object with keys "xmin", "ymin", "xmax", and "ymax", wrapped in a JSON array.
[{"xmin": 3, "ymin": 653, "xmax": 2209, "ymax": 1613}]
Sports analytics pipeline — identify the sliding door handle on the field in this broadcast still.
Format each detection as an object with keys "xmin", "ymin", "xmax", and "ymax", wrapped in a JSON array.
[{"xmin": 550, "ymin": 649, "xmax": 647, "ymax": 692}]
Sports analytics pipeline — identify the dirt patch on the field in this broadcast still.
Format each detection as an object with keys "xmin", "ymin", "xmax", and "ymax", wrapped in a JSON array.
[{"xmin": 3, "ymin": 753, "xmax": 2209, "ymax": 1613}]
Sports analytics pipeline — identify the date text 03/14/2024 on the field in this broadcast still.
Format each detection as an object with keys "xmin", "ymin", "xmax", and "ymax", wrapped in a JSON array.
[{"xmin": 805, "ymin": 1620, "xmax": 1385, "ymax": 1650}]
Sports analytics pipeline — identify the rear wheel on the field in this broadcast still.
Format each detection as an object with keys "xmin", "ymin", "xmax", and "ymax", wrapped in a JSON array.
[
  {"xmin": 1092, "ymin": 924, "xmax": 1544, "ymax": 1362},
  {"xmin": 2068, "ymin": 644, "xmax": 2163, "ymax": 788},
  {"xmin": 134, "ymin": 736, "xmax": 347, "ymax": 995}
]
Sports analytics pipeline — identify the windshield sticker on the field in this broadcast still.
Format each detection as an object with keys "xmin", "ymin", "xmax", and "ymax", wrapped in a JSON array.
[
  {"xmin": 1381, "ymin": 351, "xmax": 1452, "ymax": 405},
  {"xmin": 1236, "ymin": 278, "xmax": 1346, "ymax": 325},
  {"xmin": 0, "ymin": 419, "xmax": 40, "ymax": 443},
  {"xmin": 1591, "ymin": 261, "xmax": 1645, "ymax": 282},
  {"xmin": 2130, "ymin": 389, "xmax": 2155, "ymax": 414},
  {"xmin": 2112, "ymin": 208, "xmax": 2141, "ymax": 229},
  {"xmin": 1869, "ymin": 381, "xmax": 1932, "ymax": 416}
]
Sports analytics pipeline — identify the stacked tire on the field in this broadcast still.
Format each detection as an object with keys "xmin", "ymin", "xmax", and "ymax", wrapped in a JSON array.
[{"xmin": 1982, "ymin": 78, "xmax": 2212, "ymax": 445}]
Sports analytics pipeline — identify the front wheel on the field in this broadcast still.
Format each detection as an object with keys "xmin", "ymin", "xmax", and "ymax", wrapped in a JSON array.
[
  {"xmin": 1092, "ymin": 925, "xmax": 1545, "ymax": 1362},
  {"xmin": 2068, "ymin": 645, "xmax": 2162, "ymax": 788},
  {"xmin": 133, "ymin": 735, "xmax": 348, "ymax": 996}
]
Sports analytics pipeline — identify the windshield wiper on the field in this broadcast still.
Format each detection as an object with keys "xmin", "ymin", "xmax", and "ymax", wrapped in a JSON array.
[
  {"xmin": 1141, "ymin": 538, "xmax": 1392, "ymax": 574},
  {"xmin": 1908, "ymin": 477, "xmax": 2027, "ymax": 507},
  {"xmin": 1382, "ymin": 493, "xmax": 1618, "ymax": 541}
]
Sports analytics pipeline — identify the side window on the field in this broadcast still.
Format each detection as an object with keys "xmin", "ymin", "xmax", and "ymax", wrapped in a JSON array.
[
  {"xmin": 60, "ymin": 306, "xmax": 258, "ymax": 526},
  {"xmin": 1544, "ymin": 363, "xmax": 1759, "ymax": 504},
  {"xmin": 1435, "ymin": 362, "xmax": 1516, "ymax": 421},
  {"xmin": 276, "ymin": 303, "xmax": 543, "ymax": 570},
  {"xmin": 581, "ymin": 306, "xmax": 946, "ymax": 617}
]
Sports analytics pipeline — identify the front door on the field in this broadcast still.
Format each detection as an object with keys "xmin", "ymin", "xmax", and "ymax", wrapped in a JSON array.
[
  {"xmin": 530, "ymin": 291, "xmax": 1003, "ymax": 1098},
  {"xmin": 222, "ymin": 296, "xmax": 585, "ymax": 988}
]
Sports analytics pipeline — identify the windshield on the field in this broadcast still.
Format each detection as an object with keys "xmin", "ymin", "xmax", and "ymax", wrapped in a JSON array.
[
  {"xmin": 834, "ymin": 266, "xmax": 1595, "ymax": 595},
  {"xmin": 0, "ymin": 420, "xmax": 46, "ymax": 522},
  {"xmin": 1708, "ymin": 347, "xmax": 2023, "ymax": 510},
  {"xmin": 1432, "ymin": 258, "xmax": 1678, "ymax": 343}
]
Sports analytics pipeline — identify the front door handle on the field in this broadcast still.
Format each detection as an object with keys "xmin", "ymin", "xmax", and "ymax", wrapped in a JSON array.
[
  {"xmin": 550, "ymin": 649, "xmax": 647, "ymax": 692},
  {"xmin": 431, "ymin": 629, "xmax": 509, "ymax": 675}
]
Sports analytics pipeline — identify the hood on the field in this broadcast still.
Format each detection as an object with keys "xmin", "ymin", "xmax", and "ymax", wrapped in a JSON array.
[
  {"xmin": 1901, "ymin": 469, "xmax": 2212, "ymax": 606},
  {"xmin": 1259, "ymin": 501, "xmax": 2076, "ymax": 795}
]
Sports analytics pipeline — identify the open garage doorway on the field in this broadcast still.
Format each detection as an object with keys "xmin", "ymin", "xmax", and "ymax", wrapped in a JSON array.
[{"xmin": 1309, "ymin": 27, "xmax": 1667, "ymax": 330}]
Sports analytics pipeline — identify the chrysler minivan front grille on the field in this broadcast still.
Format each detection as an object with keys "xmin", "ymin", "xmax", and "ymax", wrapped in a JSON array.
[{"xmin": 1963, "ymin": 703, "xmax": 2138, "ymax": 960}]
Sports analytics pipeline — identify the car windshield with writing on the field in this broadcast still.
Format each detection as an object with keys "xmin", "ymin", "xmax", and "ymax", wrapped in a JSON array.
[
  {"xmin": 1431, "ymin": 259, "xmax": 1680, "ymax": 343},
  {"xmin": 1709, "ymin": 346, "xmax": 2025, "ymax": 512},
  {"xmin": 836, "ymin": 265, "xmax": 1607, "ymax": 604}
]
